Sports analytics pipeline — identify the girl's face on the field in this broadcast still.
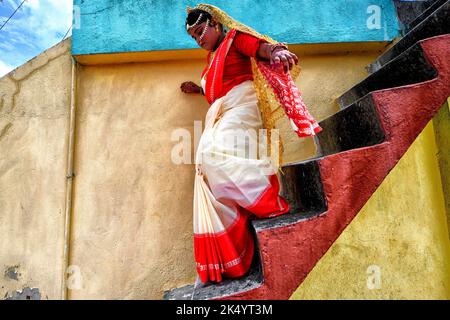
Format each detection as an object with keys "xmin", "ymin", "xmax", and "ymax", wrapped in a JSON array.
[{"xmin": 188, "ymin": 20, "xmax": 222, "ymax": 52}]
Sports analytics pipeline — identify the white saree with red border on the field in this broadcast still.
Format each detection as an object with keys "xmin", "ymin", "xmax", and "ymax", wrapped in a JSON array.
[{"xmin": 193, "ymin": 29, "xmax": 320, "ymax": 283}]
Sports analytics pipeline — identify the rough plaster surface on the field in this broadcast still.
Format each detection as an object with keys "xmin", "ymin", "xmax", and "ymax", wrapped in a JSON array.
[
  {"xmin": 69, "ymin": 61, "xmax": 203, "ymax": 299},
  {"xmin": 4, "ymin": 287, "xmax": 41, "ymax": 300},
  {"xmin": 0, "ymin": 39, "xmax": 72, "ymax": 300}
]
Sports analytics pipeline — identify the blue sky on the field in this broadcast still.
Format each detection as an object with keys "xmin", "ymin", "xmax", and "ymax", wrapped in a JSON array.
[{"xmin": 0, "ymin": 0, "xmax": 72, "ymax": 77}]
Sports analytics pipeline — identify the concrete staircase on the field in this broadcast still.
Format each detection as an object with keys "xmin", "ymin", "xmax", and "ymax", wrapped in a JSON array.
[{"xmin": 164, "ymin": 1, "xmax": 450, "ymax": 300}]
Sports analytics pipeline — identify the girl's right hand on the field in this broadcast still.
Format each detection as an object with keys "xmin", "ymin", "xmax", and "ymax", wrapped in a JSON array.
[{"xmin": 180, "ymin": 81, "xmax": 202, "ymax": 94}]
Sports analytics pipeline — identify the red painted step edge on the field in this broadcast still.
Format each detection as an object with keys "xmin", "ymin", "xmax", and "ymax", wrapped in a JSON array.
[{"xmin": 217, "ymin": 34, "xmax": 450, "ymax": 300}]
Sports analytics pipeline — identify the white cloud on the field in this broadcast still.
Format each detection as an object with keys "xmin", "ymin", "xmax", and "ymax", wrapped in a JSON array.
[
  {"xmin": 0, "ymin": 0, "xmax": 72, "ymax": 69},
  {"xmin": 11, "ymin": 0, "xmax": 72, "ymax": 46},
  {"xmin": 24, "ymin": 0, "xmax": 40, "ymax": 10},
  {"xmin": 0, "ymin": 59, "xmax": 14, "ymax": 77}
]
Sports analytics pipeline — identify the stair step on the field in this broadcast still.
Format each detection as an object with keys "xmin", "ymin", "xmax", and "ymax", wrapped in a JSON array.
[
  {"xmin": 338, "ymin": 39, "xmax": 438, "ymax": 109},
  {"xmin": 164, "ymin": 158, "xmax": 327, "ymax": 300},
  {"xmin": 318, "ymin": 94, "xmax": 386, "ymax": 155},
  {"xmin": 368, "ymin": 1, "xmax": 449, "ymax": 74},
  {"xmin": 163, "ymin": 209, "xmax": 326, "ymax": 300},
  {"xmin": 403, "ymin": 0, "xmax": 448, "ymax": 33},
  {"xmin": 279, "ymin": 160, "xmax": 326, "ymax": 213},
  {"xmin": 164, "ymin": 229, "xmax": 264, "ymax": 300}
]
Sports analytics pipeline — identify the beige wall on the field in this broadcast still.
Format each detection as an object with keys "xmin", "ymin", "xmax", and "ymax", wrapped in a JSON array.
[
  {"xmin": 0, "ymin": 39, "xmax": 72, "ymax": 299},
  {"xmin": 69, "ymin": 61, "xmax": 204, "ymax": 299}
]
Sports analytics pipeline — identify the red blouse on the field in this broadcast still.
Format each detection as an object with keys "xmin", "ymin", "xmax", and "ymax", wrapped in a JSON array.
[
  {"xmin": 204, "ymin": 31, "xmax": 267, "ymax": 100},
  {"xmin": 201, "ymin": 29, "xmax": 322, "ymax": 138}
]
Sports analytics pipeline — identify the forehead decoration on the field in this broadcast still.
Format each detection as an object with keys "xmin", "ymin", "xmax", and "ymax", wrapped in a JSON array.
[{"xmin": 186, "ymin": 13, "xmax": 203, "ymax": 31}]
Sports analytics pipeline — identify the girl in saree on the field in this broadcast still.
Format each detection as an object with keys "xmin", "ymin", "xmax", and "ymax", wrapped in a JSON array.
[{"xmin": 180, "ymin": 4, "xmax": 322, "ymax": 285}]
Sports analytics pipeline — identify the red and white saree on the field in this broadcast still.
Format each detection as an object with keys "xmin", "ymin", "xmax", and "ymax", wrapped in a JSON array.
[{"xmin": 193, "ymin": 29, "xmax": 320, "ymax": 283}]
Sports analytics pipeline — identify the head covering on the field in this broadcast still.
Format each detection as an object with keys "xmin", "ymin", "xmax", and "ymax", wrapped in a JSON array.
[{"xmin": 187, "ymin": 4, "xmax": 322, "ymax": 172}]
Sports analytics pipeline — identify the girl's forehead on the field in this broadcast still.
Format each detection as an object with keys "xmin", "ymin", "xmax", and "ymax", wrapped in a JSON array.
[{"xmin": 188, "ymin": 22, "xmax": 205, "ymax": 35}]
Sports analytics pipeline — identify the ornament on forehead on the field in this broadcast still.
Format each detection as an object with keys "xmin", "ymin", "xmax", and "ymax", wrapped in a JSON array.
[
  {"xmin": 198, "ymin": 19, "xmax": 210, "ymax": 42},
  {"xmin": 186, "ymin": 12, "xmax": 204, "ymax": 31}
]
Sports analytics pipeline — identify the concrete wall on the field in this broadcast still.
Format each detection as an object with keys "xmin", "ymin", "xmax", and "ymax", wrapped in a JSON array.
[
  {"xmin": 72, "ymin": 0, "xmax": 400, "ymax": 55},
  {"xmin": 0, "ymin": 39, "xmax": 72, "ymax": 299},
  {"xmin": 290, "ymin": 120, "xmax": 450, "ymax": 299}
]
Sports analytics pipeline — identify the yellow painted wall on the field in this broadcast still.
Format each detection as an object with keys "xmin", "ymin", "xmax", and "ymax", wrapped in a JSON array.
[
  {"xmin": 0, "ymin": 39, "xmax": 72, "ymax": 299},
  {"xmin": 290, "ymin": 121, "xmax": 450, "ymax": 300},
  {"xmin": 433, "ymin": 99, "xmax": 450, "ymax": 238}
]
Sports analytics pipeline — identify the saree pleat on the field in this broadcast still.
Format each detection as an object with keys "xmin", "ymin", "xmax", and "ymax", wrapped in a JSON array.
[{"xmin": 193, "ymin": 81, "xmax": 289, "ymax": 283}]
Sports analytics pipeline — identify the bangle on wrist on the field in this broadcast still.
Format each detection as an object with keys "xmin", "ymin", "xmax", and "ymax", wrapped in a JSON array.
[
  {"xmin": 269, "ymin": 43, "xmax": 289, "ymax": 64},
  {"xmin": 270, "ymin": 43, "xmax": 288, "ymax": 56}
]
